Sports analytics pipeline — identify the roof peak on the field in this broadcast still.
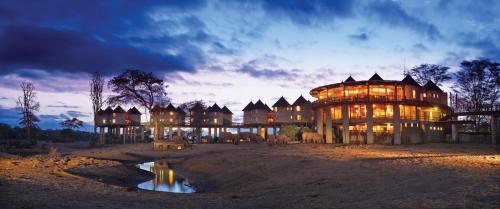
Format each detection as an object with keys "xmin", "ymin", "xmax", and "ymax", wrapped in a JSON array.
[
  {"xmin": 272, "ymin": 96, "xmax": 290, "ymax": 107},
  {"xmin": 345, "ymin": 76, "xmax": 355, "ymax": 82},
  {"xmin": 368, "ymin": 73, "xmax": 383, "ymax": 81}
]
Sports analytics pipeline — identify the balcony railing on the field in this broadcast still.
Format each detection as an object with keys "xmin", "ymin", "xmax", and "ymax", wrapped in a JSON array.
[{"xmin": 314, "ymin": 95, "xmax": 448, "ymax": 106}]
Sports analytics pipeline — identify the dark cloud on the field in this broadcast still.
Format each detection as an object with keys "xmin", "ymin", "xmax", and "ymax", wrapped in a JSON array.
[
  {"xmin": 367, "ymin": 1, "xmax": 441, "ymax": 40},
  {"xmin": 210, "ymin": 42, "xmax": 238, "ymax": 55},
  {"xmin": 412, "ymin": 43, "xmax": 429, "ymax": 52},
  {"xmin": 238, "ymin": 64, "xmax": 299, "ymax": 80},
  {"xmin": 236, "ymin": 55, "xmax": 299, "ymax": 80},
  {"xmin": 0, "ymin": 25, "xmax": 202, "ymax": 76},
  {"xmin": 458, "ymin": 31, "xmax": 500, "ymax": 62},
  {"xmin": 65, "ymin": 111, "xmax": 88, "ymax": 118},
  {"xmin": 47, "ymin": 104, "xmax": 80, "ymax": 109},
  {"xmin": 0, "ymin": 0, "xmax": 214, "ymax": 78},
  {"xmin": 252, "ymin": 0, "xmax": 355, "ymax": 26},
  {"xmin": 349, "ymin": 33, "xmax": 369, "ymax": 41}
]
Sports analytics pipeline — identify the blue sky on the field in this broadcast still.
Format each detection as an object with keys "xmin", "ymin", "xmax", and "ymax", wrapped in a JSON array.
[{"xmin": 0, "ymin": 0, "xmax": 499, "ymax": 130}]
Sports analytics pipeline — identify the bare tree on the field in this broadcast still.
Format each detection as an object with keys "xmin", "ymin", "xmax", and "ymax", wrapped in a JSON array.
[
  {"xmin": 108, "ymin": 69, "xmax": 169, "ymax": 141},
  {"xmin": 60, "ymin": 118, "xmax": 84, "ymax": 130},
  {"xmin": 405, "ymin": 64, "xmax": 451, "ymax": 86},
  {"xmin": 453, "ymin": 59, "xmax": 500, "ymax": 131},
  {"xmin": 17, "ymin": 81, "xmax": 40, "ymax": 140},
  {"xmin": 90, "ymin": 71, "xmax": 105, "ymax": 142}
]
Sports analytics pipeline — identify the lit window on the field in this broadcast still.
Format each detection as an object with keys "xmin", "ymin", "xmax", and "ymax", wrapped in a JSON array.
[
  {"xmin": 169, "ymin": 111, "xmax": 173, "ymax": 115},
  {"xmin": 214, "ymin": 118, "xmax": 218, "ymax": 124},
  {"xmin": 102, "ymin": 119, "xmax": 106, "ymax": 124},
  {"xmin": 274, "ymin": 107, "xmax": 278, "ymax": 112},
  {"xmin": 297, "ymin": 115, "xmax": 302, "ymax": 120},
  {"xmin": 412, "ymin": 90, "xmax": 416, "ymax": 99},
  {"xmin": 290, "ymin": 115, "xmax": 293, "ymax": 120},
  {"xmin": 169, "ymin": 118, "xmax": 173, "ymax": 122},
  {"xmin": 296, "ymin": 106, "xmax": 301, "ymax": 111},
  {"xmin": 112, "ymin": 119, "xmax": 116, "ymax": 124},
  {"xmin": 113, "ymin": 113, "xmax": 116, "ymax": 117}
]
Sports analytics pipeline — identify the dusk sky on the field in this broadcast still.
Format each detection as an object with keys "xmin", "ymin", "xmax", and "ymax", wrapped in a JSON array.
[{"xmin": 0, "ymin": 0, "xmax": 499, "ymax": 130}]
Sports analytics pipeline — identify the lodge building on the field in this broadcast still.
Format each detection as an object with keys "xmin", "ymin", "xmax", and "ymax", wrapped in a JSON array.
[
  {"xmin": 310, "ymin": 73, "xmax": 451, "ymax": 144},
  {"xmin": 96, "ymin": 106, "xmax": 143, "ymax": 143}
]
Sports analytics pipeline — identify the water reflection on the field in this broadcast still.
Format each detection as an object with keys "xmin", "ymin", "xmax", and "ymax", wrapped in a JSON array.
[{"xmin": 137, "ymin": 160, "xmax": 196, "ymax": 193}]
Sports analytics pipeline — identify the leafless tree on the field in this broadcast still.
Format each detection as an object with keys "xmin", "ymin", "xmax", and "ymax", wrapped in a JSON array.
[
  {"xmin": 108, "ymin": 69, "xmax": 169, "ymax": 141},
  {"xmin": 90, "ymin": 71, "xmax": 105, "ymax": 142},
  {"xmin": 17, "ymin": 81, "xmax": 40, "ymax": 140},
  {"xmin": 405, "ymin": 64, "xmax": 451, "ymax": 86}
]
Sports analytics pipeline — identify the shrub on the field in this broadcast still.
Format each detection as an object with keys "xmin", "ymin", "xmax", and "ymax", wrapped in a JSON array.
[{"xmin": 280, "ymin": 125, "xmax": 297, "ymax": 141}]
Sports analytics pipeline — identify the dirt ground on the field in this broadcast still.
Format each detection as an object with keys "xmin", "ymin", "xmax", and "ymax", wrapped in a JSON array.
[{"xmin": 0, "ymin": 142, "xmax": 499, "ymax": 209}]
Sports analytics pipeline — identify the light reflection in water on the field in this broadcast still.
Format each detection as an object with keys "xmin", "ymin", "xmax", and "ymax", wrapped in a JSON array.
[{"xmin": 137, "ymin": 160, "xmax": 196, "ymax": 193}]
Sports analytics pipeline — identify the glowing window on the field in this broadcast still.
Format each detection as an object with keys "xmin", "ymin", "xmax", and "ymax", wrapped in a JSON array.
[
  {"xmin": 112, "ymin": 119, "xmax": 116, "ymax": 124},
  {"xmin": 297, "ymin": 115, "xmax": 302, "ymax": 120},
  {"xmin": 296, "ymin": 106, "xmax": 301, "ymax": 111},
  {"xmin": 102, "ymin": 119, "xmax": 106, "ymax": 124},
  {"xmin": 274, "ymin": 107, "xmax": 278, "ymax": 112},
  {"xmin": 412, "ymin": 90, "xmax": 416, "ymax": 99},
  {"xmin": 290, "ymin": 115, "xmax": 293, "ymax": 120},
  {"xmin": 214, "ymin": 118, "xmax": 218, "ymax": 124},
  {"xmin": 169, "ymin": 118, "xmax": 173, "ymax": 122},
  {"xmin": 169, "ymin": 111, "xmax": 173, "ymax": 115}
]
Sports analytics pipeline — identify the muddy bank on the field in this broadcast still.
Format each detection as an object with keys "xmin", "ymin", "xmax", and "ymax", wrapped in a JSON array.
[
  {"xmin": 66, "ymin": 164, "xmax": 154, "ymax": 189},
  {"xmin": 1, "ymin": 143, "xmax": 499, "ymax": 209}
]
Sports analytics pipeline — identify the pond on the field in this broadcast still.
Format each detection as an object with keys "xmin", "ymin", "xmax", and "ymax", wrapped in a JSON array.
[{"xmin": 136, "ymin": 160, "xmax": 196, "ymax": 193}]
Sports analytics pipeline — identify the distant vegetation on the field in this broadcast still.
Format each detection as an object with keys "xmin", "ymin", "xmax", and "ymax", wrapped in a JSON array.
[{"xmin": 0, "ymin": 123, "xmax": 92, "ymax": 145}]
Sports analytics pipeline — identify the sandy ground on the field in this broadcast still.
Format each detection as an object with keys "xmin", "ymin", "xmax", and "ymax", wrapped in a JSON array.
[{"xmin": 0, "ymin": 142, "xmax": 499, "ymax": 209}]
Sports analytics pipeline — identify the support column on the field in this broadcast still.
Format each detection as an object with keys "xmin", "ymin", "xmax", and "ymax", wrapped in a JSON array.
[
  {"xmin": 100, "ymin": 127, "xmax": 104, "ymax": 144},
  {"xmin": 237, "ymin": 127, "xmax": 240, "ymax": 134},
  {"xmin": 258, "ymin": 125, "xmax": 262, "ymax": 139},
  {"xmin": 491, "ymin": 116, "xmax": 497, "ymax": 144},
  {"xmin": 140, "ymin": 126, "xmax": 144, "ymax": 142},
  {"xmin": 123, "ymin": 127, "xmax": 127, "ymax": 144},
  {"xmin": 273, "ymin": 127, "xmax": 276, "ymax": 135},
  {"xmin": 250, "ymin": 127, "xmax": 254, "ymax": 134},
  {"xmin": 177, "ymin": 126, "xmax": 181, "ymax": 137},
  {"xmin": 451, "ymin": 116, "xmax": 458, "ymax": 143},
  {"xmin": 316, "ymin": 108, "xmax": 324, "ymax": 137},
  {"xmin": 168, "ymin": 126, "xmax": 173, "ymax": 139},
  {"xmin": 366, "ymin": 104, "xmax": 374, "ymax": 144},
  {"xmin": 208, "ymin": 127, "xmax": 212, "ymax": 137},
  {"xmin": 393, "ymin": 104, "xmax": 401, "ymax": 144},
  {"xmin": 325, "ymin": 106, "xmax": 333, "ymax": 144},
  {"xmin": 341, "ymin": 104, "xmax": 350, "ymax": 144}
]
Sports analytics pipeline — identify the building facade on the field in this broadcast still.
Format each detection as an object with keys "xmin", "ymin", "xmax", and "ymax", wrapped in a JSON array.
[
  {"xmin": 310, "ymin": 73, "xmax": 451, "ymax": 144},
  {"xmin": 96, "ymin": 106, "xmax": 143, "ymax": 144},
  {"xmin": 242, "ymin": 100, "xmax": 273, "ymax": 125}
]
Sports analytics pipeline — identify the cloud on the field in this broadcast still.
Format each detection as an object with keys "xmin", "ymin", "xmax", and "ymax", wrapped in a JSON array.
[
  {"xmin": 349, "ymin": 33, "xmax": 369, "ymax": 41},
  {"xmin": 209, "ymin": 42, "xmax": 238, "ymax": 55},
  {"xmin": 251, "ymin": 0, "xmax": 356, "ymax": 26},
  {"xmin": 235, "ymin": 55, "xmax": 300, "ymax": 80},
  {"xmin": 412, "ymin": 43, "xmax": 429, "ymax": 52},
  {"xmin": 458, "ymin": 31, "xmax": 500, "ymax": 61},
  {"xmin": 0, "ymin": 25, "xmax": 202, "ymax": 76},
  {"xmin": 65, "ymin": 110, "xmax": 88, "ymax": 118},
  {"xmin": 367, "ymin": 0, "xmax": 442, "ymax": 40}
]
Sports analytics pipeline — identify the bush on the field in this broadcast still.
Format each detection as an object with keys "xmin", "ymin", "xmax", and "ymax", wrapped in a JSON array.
[{"xmin": 280, "ymin": 125, "xmax": 298, "ymax": 141}]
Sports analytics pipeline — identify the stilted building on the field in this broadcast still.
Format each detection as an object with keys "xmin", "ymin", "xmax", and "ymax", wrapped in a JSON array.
[
  {"xmin": 309, "ymin": 73, "xmax": 452, "ymax": 144},
  {"xmin": 96, "ymin": 106, "xmax": 143, "ymax": 144}
]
